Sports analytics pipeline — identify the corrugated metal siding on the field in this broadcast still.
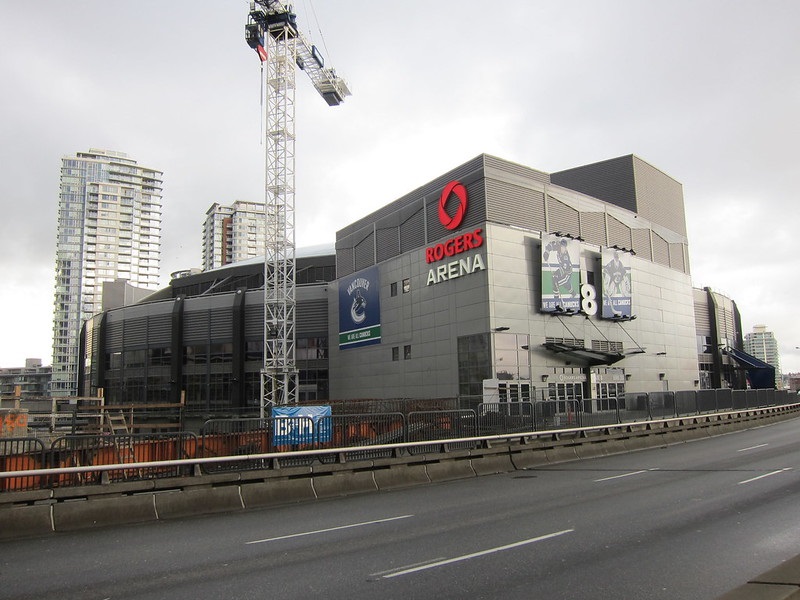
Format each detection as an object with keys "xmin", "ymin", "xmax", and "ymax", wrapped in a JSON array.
[
  {"xmin": 694, "ymin": 291, "xmax": 711, "ymax": 332},
  {"xmin": 375, "ymin": 226, "xmax": 399, "ymax": 263},
  {"xmin": 632, "ymin": 157, "xmax": 687, "ymax": 237},
  {"xmin": 244, "ymin": 302, "xmax": 262, "ymax": 338},
  {"xmin": 547, "ymin": 196, "xmax": 580, "ymax": 236},
  {"xmin": 721, "ymin": 307, "xmax": 736, "ymax": 337},
  {"xmin": 484, "ymin": 155, "xmax": 550, "ymax": 184},
  {"xmin": 183, "ymin": 307, "xmax": 209, "ymax": 344},
  {"xmin": 354, "ymin": 230, "xmax": 375, "ymax": 272},
  {"xmin": 579, "ymin": 212, "xmax": 606, "ymax": 246},
  {"xmin": 336, "ymin": 247, "xmax": 354, "ymax": 278},
  {"xmin": 106, "ymin": 320, "xmax": 124, "ymax": 350},
  {"xmin": 209, "ymin": 307, "xmax": 231, "ymax": 340},
  {"xmin": 297, "ymin": 298, "xmax": 328, "ymax": 334},
  {"xmin": 551, "ymin": 156, "xmax": 637, "ymax": 213},
  {"xmin": 124, "ymin": 317, "xmax": 147, "ymax": 347},
  {"xmin": 652, "ymin": 232, "xmax": 670, "ymax": 267},
  {"xmin": 485, "ymin": 179, "xmax": 545, "ymax": 230},
  {"xmin": 607, "ymin": 215, "xmax": 633, "ymax": 250},
  {"xmin": 631, "ymin": 228, "xmax": 652, "ymax": 261},
  {"xmin": 399, "ymin": 206, "xmax": 425, "ymax": 253},
  {"xmin": 148, "ymin": 313, "xmax": 171, "ymax": 346},
  {"xmin": 669, "ymin": 243, "xmax": 686, "ymax": 273}
]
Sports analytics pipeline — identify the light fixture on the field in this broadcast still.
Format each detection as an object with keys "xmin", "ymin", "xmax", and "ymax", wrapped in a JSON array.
[
  {"xmin": 541, "ymin": 374, "xmax": 549, "ymax": 382},
  {"xmin": 659, "ymin": 373, "xmax": 666, "ymax": 380},
  {"xmin": 693, "ymin": 379, "xmax": 699, "ymax": 387},
  {"xmin": 625, "ymin": 374, "xmax": 632, "ymax": 381},
  {"xmin": 494, "ymin": 326, "xmax": 510, "ymax": 331}
]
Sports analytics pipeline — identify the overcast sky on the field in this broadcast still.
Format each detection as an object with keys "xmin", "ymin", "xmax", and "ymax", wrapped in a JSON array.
[{"xmin": 1, "ymin": 1, "xmax": 798, "ymax": 372}]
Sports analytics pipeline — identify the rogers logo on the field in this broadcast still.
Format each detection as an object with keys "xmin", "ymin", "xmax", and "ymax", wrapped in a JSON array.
[{"xmin": 438, "ymin": 181, "xmax": 468, "ymax": 230}]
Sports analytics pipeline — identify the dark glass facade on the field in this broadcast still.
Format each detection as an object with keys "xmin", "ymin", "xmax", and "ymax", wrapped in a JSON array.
[{"xmin": 79, "ymin": 253, "xmax": 334, "ymax": 415}]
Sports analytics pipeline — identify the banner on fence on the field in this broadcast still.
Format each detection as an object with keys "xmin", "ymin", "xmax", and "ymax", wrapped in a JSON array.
[{"xmin": 272, "ymin": 406, "xmax": 332, "ymax": 445}]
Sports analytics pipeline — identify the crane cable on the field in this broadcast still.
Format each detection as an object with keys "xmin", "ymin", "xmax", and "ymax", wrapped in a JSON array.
[
  {"xmin": 259, "ymin": 61, "xmax": 265, "ymax": 146},
  {"xmin": 304, "ymin": 0, "xmax": 334, "ymax": 67}
]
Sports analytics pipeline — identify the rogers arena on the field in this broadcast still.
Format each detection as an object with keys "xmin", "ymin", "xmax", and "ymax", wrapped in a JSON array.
[{"xmin": 81, "ymin": 153, "xmax": 712, "ymax": 416}]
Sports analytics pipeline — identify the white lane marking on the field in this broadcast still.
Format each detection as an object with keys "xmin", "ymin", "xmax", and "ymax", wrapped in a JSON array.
[
  {"xmin": 380, "ymin": 529, "xmax": 574, "ymax": 578},
  {"xmin": 594, "ymin": 469, "xmax": 654, "ymax": 482},
  {"xmin": 737, "ymin": 444, "xmax": 768, "ymax": 452},
  {"xmin": 738, "ymin": 468, "xmax": 792, "ymax": 485},
  {"xmin": 370, "ymin": 559, "xmax": 448, "ymax": 578},
  {"xmin": 246, "ymin": 514, "xmax": 414, "ymax": 545}
]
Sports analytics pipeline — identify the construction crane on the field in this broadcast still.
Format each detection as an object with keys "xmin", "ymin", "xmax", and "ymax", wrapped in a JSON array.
[{"xmin": 245, "ymin": 1, "xmax": 350, "ymax": 413}]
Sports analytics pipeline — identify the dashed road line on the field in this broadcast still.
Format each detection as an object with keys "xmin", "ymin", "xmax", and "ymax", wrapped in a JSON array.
[
  {"xmin": 737, "ymin": 444, "xmax": 768, "ymax": 452},
  {"xmin": 246, "ymin": 514, "xmax": 414, "ymax": 545},
  {"xmin": 594, "ymin": 469, "xmax": 656, "ymax": 482},
  {"xmin": 379, "ymin": 529, "xmax": 574, "ymax": 578},
  {"xmin": 737, "ymin": 468, "xmax": 791, "ymax": 485}
]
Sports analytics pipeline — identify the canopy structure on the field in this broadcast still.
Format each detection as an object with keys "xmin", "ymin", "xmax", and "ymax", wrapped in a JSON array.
[
  {"xmin": 542, "ymin": 342, "xmax": 625, "ymax": 366},
  {"xmin": 725, "ymin": 347, "xmax": 776, "ymax": 389}
]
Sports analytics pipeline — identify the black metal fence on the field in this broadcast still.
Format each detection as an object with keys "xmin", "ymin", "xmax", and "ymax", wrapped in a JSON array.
[
  {"xmin": 0, "ymin": 433, "xmax": 197, "ymax": 491},
  {"xmin": 1, "ymin": 389, "xmax": 795, "ymax": 491}
]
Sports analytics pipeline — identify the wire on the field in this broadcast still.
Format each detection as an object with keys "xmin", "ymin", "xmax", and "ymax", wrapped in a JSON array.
[
  {"xmin": 307, "ymin": 0, "xmax": 333, "ymax": 64},
  {"xmin": 260, "ymin": 62, "xmax": 265, "ymax": 146}
]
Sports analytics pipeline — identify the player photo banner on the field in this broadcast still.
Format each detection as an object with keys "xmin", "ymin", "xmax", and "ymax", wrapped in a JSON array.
[
  {"xmin": 601, "ymin": 247, "xmax": 632, "ymax": 318},
  {"xmin": 541, "ymin": 234, "xmax": 581, "ymax": 312},
  {"xmin": 339, "ymin": 265, "xmax": 382, "ymax": 349}
]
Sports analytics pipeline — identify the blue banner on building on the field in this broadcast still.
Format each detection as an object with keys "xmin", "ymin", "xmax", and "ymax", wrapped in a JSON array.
[
  {"xmin": 272, "ymin": 405, "xmax": 332, "ymax": 445},
  {"xmin": 338, "ymin": 265, "xmax": 382, "ymax": 349}
]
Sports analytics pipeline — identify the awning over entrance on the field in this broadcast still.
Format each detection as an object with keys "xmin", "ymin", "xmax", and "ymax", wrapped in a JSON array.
[
  {"xmin": 725, "ymin": 347, "xmax": 775, "ymax": 389},
  {"xmin": 542, "ymin": 342, "xmax": 625, "ymax": 366}
]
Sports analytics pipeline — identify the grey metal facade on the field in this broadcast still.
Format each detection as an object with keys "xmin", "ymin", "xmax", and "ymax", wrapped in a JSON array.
[{"xmin": 330, "ymin": 154, "xmax": 698, "ymax": 403}]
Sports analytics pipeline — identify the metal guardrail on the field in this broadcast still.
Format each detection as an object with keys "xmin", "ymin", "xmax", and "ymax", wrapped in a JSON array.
[
  {"xmin": 1, "ymin": 390, "xmax": 796, "ymax": 492},
  {"xmin": 2, "ymin": 404, "xmax": 798, "ymax": 491}
]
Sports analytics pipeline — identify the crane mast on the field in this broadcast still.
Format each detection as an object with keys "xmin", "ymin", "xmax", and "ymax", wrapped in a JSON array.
[{"xmin": 245, "ymin": 1, "xmax": 349, "ymax": 413}]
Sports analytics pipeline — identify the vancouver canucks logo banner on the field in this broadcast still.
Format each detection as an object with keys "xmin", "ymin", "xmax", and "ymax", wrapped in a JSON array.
[
  {"xmin": 541, "ymin": 233, "xmax": 581, "ymax": 312},
  {"xmin": 601, "ymin": 247, "xmax": 632, "ymax": 318},
  {"xmin": 339, "ymin": 265, "xmax": 382, "ymax": 349}
]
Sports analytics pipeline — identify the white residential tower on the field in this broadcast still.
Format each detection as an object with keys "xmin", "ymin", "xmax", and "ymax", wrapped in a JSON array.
[{"xmin": 51, "ymin": 149, "xmax": 163, "ymax": 396}]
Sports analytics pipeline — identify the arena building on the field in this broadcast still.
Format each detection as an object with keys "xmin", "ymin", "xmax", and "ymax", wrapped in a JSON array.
[{"xmin": 80, "ymin": 153, "xmax": 703, "ymax": 416}]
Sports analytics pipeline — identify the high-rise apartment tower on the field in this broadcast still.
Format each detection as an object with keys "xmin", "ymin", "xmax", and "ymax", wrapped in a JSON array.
[
  {"xmin": 51, "ymin": 149, "xmax": 163, "ymax": 396},
  {"xmin": 743, "ymin": 324, "xmax": 782, "ymax": 389},
  {"xmin": 202, "ymin": 201, "xmax": 266, "ymax": 271}
]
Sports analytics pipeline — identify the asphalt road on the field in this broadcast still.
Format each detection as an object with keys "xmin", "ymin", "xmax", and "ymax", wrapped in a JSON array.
[{"xmin": 3, "ymin": 419, "xmax": 800, "ymax": 600}]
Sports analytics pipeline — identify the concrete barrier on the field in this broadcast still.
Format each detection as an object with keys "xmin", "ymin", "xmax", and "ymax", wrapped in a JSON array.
[
  {"xmin": 0, "ymin": 503, "xmax": 52, "ymax": 539},
  {"xmin": 372, "ymin": 463, "xmax": 429, "ymax": 490},
  {"xmin": 154, "ymin": 485, "xmax": 244, "ymax": 520},
  {"xmin": 544, "ymin": 445, "xmax": 578, "ymax": 464},
  {"xmin": 469, "ymin": 451, "xmax": 514, "ymax": 476},
  {"xmin": 573, "ymin": 439, "xmax": 615, "ymax": 459},
  {"xmin": 509, "ymin": 446, "xmax": 549, "ymax": 470},
  {"xmin": 1, "ymin": 406, "xmax": 797, "ymax": 538},
  {"xmin": 425, "ymin": 456, "xmax": 475, "ymax": 482},
  {"xmin": 716, "ymin": 553, "xmax": 800, "ymax": 599},
  {"xmin": 312, "ymin": 470, "xmax": 377, "ymax": 498},
  {"xmin": 53, "ymin": 494, "xmax": 157, "ymax": 531},
  {"xmin": 240, "ymin": 478, "xmax": 316, "ymax": 508}
]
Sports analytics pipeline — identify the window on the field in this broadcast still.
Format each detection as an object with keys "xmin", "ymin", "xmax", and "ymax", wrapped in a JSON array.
[
  {"xmin": 404, "ymin": 345, "xmax": 412, "ymax": 359},
  {"xmin": 392, "ymin": 347, "xmax": 399, "ymax": 361},
  {"xmin": 402, "ymin": 278, "xmax": 410, "ymax": 293},
  {"xmin": 390, "ymin": 282, "xmax": 398, "ymax": 297}
]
